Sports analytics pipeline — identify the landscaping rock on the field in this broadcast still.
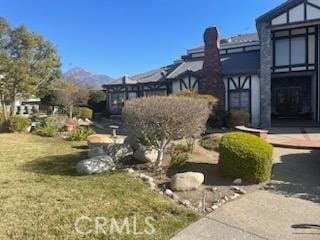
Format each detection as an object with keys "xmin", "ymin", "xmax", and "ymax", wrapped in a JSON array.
[
  {"xmin": 146, "ymin": 181, "xmax": 156, "ymax": 191},
  {"xmin": 103, "ymin": 143, "xmax": 133, "ymax": 162},
  {"xmin": 231, "ymin": 186, "xmax": 247, "ymax": 195},
  {"xmin": 87, "ymin": 134, "xmax": 133, "ymax": 162},
  {"xmin": 230, "ymin": 193, "xmax": 240, "ymax": 200},
  {"xmin": 170, "ymin": 172, "xmax": 204, "ymax": 192},
  {"xmin": 139, "ymin": 173, "xmax": 154, "ymax": 183},
  {"xmin": 124, "ymin": 134, "xmax": 140, "ymax": 151},
  {"xmin": 164, "ymin": 189, "xmax": 174, "ymax": 198},
  {"xmin": 76, "ymin": 156, "xmax": 115, "ymax": 175},
  {"xmin": 126, "ymin": 168, "xmax": 135, "ymax": 174},
  {"xmin": 233, "ymin": 178, "xmax": 242, "ymax": 185},
  {"xmin": 179, "ymin": 199, "xmax": 191, "ymax": 207},
  {"xmin": 133, "ymin": 146, "xmax": 158, "ymax": 163}
]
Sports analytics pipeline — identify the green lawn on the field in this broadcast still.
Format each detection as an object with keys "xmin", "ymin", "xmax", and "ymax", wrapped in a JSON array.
[{"xmin": 0, "ymin": 134, "xmax": 199, "ymax": 240}]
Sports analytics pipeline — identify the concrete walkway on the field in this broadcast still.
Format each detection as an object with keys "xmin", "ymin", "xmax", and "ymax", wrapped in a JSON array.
[
  {"xmin": 268, "ymin": 127, "xmax": 320, "ymax": 149},
  {"xmin": 172, "ymin": 148, "xmax": 320, "ymax": 240}
]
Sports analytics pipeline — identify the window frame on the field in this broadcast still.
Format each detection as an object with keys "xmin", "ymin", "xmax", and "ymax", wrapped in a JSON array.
[{"xmin": 272, "ymin": 27, "xmax": 317, "ymax": 72}]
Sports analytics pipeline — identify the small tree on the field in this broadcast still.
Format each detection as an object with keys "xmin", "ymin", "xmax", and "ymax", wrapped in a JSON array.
[
  {"xmin": 64, "ymin": 83, "xmax": 90, "ymax": 118},
  {"xmin": 122, "ymin": 96, "xmax": 211, "ymax": 170},
  {"xmin": 88, "ymin": 90, "xmax": 106, "ymax": 113}
]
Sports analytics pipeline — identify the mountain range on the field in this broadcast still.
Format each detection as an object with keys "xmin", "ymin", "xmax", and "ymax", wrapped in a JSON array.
[{"xmin": 63, "ymin": 67, "xmax": 113, "ymax": 89}]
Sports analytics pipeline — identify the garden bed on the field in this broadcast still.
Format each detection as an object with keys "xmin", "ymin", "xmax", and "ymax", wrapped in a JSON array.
[{"xmin": 124, "ymin": 138, "xmax": 265, "ymax": 214}]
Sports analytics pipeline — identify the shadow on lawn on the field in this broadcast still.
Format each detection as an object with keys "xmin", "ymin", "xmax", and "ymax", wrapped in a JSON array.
[
  {"xmin": 22, "ymin": 151, "xmax": 88, "ymax": 176},
  {"xmin": 267, "ymin": 149, "xmax": 320, "ymax": 204}
]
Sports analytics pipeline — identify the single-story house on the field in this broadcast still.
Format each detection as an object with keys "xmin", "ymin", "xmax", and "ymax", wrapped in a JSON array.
[{"xmin": 103, "ymin": 0, "xmax": 320, "ymax": 127}]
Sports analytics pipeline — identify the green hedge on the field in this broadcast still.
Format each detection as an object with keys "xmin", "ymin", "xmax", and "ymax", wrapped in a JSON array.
[
  {"xmin": 219, "ymin": 132, "xmax": 273, "ymax": 183},
  {"xmin": 73, "ymin": 107, "xmax": 93, "ymax": 120},
  {"xmin": 8, "ymin": 115, "xmax": 32, "ymax": 133}
]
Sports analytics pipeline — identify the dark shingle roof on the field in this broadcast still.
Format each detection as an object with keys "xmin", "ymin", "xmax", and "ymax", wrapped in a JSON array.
[
  {"xmin": 221, "ymin": 50, "xmax": 260, "ymax": 75},
  {"xmin": 167, "ymin": 60, "xmax": 203, "ymax": 79},
  {"xmin": 187, "ymin": 33, "xmax": 259, "ymax": 53}
]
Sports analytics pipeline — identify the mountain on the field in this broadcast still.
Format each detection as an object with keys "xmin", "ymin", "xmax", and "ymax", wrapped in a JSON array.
[{"xmin": 63, "ymin": 67, "xmax": 113, "ymax": 89}]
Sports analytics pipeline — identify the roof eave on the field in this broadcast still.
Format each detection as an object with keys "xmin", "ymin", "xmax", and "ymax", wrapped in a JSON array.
[{"xmin": 256, "ymin": 0, "xmax": 304, "ymax": 25}]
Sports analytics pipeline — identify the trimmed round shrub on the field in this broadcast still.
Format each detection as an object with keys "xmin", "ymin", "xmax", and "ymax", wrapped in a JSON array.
[
  {"xmin": 73, "ymin": 107, "xmax": 93, "ymax": 120},
  {"xmin": 219, "ymin": 132, "xmax": 273, "ymax": 183},
  {"xmin": 225, "ymin": 110, "xmax": 250, "ymax": 128},
  {"xmin": 8, "ymin": 115, "xmax": 32, "ymax": 133}
]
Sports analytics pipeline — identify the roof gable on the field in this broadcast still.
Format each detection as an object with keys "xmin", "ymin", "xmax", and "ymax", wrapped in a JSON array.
[
  {"xmin": 257, "ymin": 0, "xmax": 320, "ymax": 26},
  {"xmin": 256, "ymin": 0, "xmax": 304, "ymax": 24}
]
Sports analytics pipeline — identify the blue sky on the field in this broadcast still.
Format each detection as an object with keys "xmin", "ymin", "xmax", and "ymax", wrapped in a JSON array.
[{"xmin": 0, "ymin": 0, "xmax": 284, "ymax": 78}]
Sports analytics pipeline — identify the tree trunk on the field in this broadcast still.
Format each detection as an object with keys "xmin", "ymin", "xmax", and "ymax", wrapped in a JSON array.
[
  {"xmin": 0, "ymin": 93, "xmax": 8, "ymax": 122},
  {"xmin": 155, "ymin": 138, "xmax": 167, "ymax": 172},
  {"xmin": 10, "ymin": 87, "xmax": 17, "ymax": 116},
  {"xmin": 69, "ymin": 104, "xmax": 73, "ymax": 119}
]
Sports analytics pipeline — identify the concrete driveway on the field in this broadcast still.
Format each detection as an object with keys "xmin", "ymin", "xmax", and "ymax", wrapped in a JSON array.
[{"xmin": 172, "ymin": 148, "xmax": 320, "ymax": 240}]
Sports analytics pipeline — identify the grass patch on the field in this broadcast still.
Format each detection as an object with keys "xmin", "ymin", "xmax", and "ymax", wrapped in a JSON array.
[{"xmin": 0, "ymin": 134, "xmax": 199, "ymax": 239}]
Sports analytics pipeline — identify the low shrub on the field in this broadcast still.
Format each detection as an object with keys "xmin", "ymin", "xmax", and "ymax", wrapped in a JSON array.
[
  {"xmin": 177, "ymin": 90, "xmax": 218, "ymax": 108},
  {"xmin": 73, "ymin": 107, "xmax": 93, "ymax": 120},
  {"xmin": 225, "ymin": 110, "xmax": 250, "ymax": 128},
  {"xmin": 67, "ymin": 127, "xmax": 95, "ymax": 141},
  {"xmin": 44, "ymin": 115, "xmax": 68, "ymax": 131},
  {"xmin": 219, "ymin": 132, "xmax": 273, "ymax": 183},
  {"xmin": 200, "ymin": 134, "xmax": 222, "ymax": 152},
  {"xmin": 8, "ymin": 115, "xmax": 32, "ymax": 133},
  {"xmin": 167, "ymin": 144, "xmax": 191, "ymax": 168},
  {"xmin": 208, "ymin": 110, "xmax": 229, "ymax": 128},
  {"xmin": 35, "ymin": 125, "xmax": 58, "ymax": 137}
]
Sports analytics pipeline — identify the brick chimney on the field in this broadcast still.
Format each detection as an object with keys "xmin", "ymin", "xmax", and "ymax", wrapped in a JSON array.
[{"xmin": 199, "ymin": 27, "xmax": 225, "ymax": 110}]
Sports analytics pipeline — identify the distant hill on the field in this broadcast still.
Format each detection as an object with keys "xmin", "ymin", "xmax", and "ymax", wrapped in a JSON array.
[{"xmin": 63, "ymin": 67, "xmax": 113, "ymax": 89}]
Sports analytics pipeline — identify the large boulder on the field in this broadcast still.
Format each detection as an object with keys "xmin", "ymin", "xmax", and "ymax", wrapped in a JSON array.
[
  {"xmin": 124, "ymin": 134, "xmax": 140, "ymax": 151},
  {"xmin": 87, "ymin": 134, "xmax": 128, "ymax": 159},
  {"xmin": 133, "ymin": 146, "xmax": 158, "ymax": 163},
  {"xmin": 76, "ymin": 155, "xmax": 115, "ymax": 175},
  {"xmin": 102, "ymin": 143, "xmax": 133, "ymax": 163},
  {"xmin": 170, "ymin": 172, "xmax": 204, "ymax": 191}
]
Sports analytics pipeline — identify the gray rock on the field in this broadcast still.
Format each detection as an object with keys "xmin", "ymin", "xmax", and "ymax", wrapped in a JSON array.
[
  {"xmin": 124, "ymin": 134, "xmax": 140, "ymax": 151},
  {"xmin": 170, "ymin": 172, "xmax": 204, "ymax": 192},
  {"xmin": 76, "ymin": 156, "xmax": 115, "ymax": 175},
  {"xmin": 133, "ymin": 146, "xmax": 158, "ymax": 163},
  {"xmin": 231, "ymin": 186, "xmax": 247, "ymax": 195},
  {"xmin": 230, "ymin": 193, "xmax": 240, "ymax": 200},
  {"xmin": 103, "ymin": 143, "xmax": 133, "ymax": 162},
  {"xmin": 88, "ymin": 142, "xmax": 133, "ymax": 164},
  {"xmin": 165, "ymin": 189, "xmax": 174, "ymax": 198},
  {"xmin": 233, "ymin": 178, "xmax": 242, "ymax": 185}
]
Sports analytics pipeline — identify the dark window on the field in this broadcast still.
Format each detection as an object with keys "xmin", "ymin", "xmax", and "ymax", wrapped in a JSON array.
[
  {"xmin": 229, "ymin": 90, "xmax": 250, "ymax": 112},
  {"xmin": 273, "ymin": 27, "xmax": 316, "ymax": 71}
]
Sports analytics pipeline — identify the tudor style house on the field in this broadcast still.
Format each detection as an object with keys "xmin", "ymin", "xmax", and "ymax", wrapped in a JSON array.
[{"xmin": 103, "ymin": 0, "xmax": 320, "ymax": 127}]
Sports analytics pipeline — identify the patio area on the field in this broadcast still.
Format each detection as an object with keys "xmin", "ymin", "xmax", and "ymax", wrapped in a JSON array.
[{"xmin": 268, "ymin": 128, "xmax": 320, "ymax": 149}]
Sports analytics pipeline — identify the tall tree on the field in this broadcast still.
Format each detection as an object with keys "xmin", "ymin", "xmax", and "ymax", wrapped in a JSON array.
[{"xmin": 0, "ymin": 17, "xmax": 61, "ymax": 121}]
